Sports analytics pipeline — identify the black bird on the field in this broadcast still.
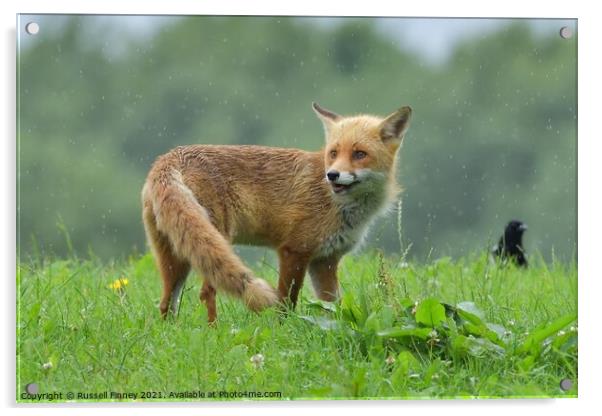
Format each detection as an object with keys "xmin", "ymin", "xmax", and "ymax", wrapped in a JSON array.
[{"xmin": 492, "ymin": 220, "xmax": 528, "ymax": 267}]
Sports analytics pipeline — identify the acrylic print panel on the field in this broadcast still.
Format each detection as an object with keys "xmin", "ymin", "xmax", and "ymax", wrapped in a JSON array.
[{"xmin": 16, "ymin": 15, "xmax": 577, "ymax": 402}]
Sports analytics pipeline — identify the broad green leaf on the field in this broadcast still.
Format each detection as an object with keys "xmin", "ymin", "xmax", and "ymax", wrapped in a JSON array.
[
  {"xmin": 377, "ymin": 326, "xmax": 433, "ymax": 339},
  {"xmin": 456, "ymin": 301, "xmax": 485, "ymax": 320},
  {"xmin": 299, "ymin": 315, "xmax": 340, "ymax": 331},
  {"xmin": 451, "ymin": 334, "xmax": 505, "ymax": 357},
  {"xmin": 415, "ymin": 298, "xmax": 446, "ymax": 327},
  {"xmin": 463, "ymin": 321, "xmax": 507, "ymax": 348},
  {"xmin": 518, "ymin": 313, "xmax": 577, "ymax": 355},
  {"xmin": 306, "ymin": 299, "xmax": 337, "ymax": 313},
  {"xmin": 468, "ymin": 337, "xmax": 506, "ymax": 357},
  {"xmin": 456, "ymin": 304, "xmax": 486, "ymax": 327},
  {"xmin": 486, "ymin": 323, "xmax": 509, "ymax": 341}
]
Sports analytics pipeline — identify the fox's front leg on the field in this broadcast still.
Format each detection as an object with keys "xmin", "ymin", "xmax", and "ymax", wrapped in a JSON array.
[
  {"xmin": 308, "ymin": 256, "xmax": 340, "ymax": 302},
  {"xmin": 277, "ymin": 247, "xmax": 311, "ymax": 308}
]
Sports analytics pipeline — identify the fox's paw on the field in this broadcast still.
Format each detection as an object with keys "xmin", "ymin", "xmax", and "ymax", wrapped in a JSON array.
[{"xmin": 243, "ymin": 278, "xmax": 279, "ymax": 312}]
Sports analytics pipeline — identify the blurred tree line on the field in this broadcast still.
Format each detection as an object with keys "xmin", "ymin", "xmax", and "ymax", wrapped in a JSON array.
[{"xmin": 18, "ymin": 16, "xmax": 576, "ymax": 262}]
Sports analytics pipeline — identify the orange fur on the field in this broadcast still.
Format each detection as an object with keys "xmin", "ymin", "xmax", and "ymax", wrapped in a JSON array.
[{"xmin": 141, "ymin": 103, "xmax": 412, "ymax": 322}]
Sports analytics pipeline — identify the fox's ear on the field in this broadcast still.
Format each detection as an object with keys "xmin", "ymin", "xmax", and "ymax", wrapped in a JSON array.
[
  {"xmin": 379, "ymin": 106, "xmax": 412, "ymax": 148},
  {"xmin": 312, "ymin": 102, "xmax": 341, "ymax": 137}
]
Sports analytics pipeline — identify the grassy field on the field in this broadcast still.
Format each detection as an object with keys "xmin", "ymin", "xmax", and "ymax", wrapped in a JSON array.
[{"xmin": 17, "ymin": 251, "xmax": 577, "ymax": 402}]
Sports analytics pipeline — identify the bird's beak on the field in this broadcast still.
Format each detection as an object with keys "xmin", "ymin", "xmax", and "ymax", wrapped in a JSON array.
[{"xmin": 519, "ymin": 224, "xmax": 528, "ymax": 231}]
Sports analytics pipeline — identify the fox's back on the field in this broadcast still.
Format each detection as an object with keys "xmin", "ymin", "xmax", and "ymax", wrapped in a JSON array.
[
  {"xmin": 175, "ymin": 144, "xmax": 326, "ymax": 201},
  {"xmin": 151, "ymin": 144, "xmax": 334, "ymax": 246},
  {"xmin": 179, "ymin": 144, "xmax": 317, "ymax": 183}
]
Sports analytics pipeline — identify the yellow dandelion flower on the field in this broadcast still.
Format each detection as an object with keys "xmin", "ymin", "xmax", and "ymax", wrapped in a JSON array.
[{"xmin": 109, "ymin": 278, "xmax": 129, "ymax": 290}]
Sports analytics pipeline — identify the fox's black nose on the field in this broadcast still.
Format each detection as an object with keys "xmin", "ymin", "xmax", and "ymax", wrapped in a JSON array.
[{"xmin": 327, "ymin": 171, "xmax": 340, "ymax": 182}]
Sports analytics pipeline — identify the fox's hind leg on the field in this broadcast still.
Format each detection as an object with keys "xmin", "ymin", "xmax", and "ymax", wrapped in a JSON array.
[
  {"xmin": 154, "ymin": 237, "xmax": 190, "ymax": 318},
  {"xmin": 200, "ymin": 280, "xmax": 217, "ymax": 324},
  {"xmin": 167, "ymin": 265, "xmax": 190, "ymax": 317},
  {"xmin": 143, "ymin": 203, "xmax": 191, "ymax": 318}
]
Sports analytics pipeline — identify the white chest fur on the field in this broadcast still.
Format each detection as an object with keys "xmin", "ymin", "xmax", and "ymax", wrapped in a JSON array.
[{"xmin": 315, "ymin": 195, "xmax": 386, "ymax": 259}]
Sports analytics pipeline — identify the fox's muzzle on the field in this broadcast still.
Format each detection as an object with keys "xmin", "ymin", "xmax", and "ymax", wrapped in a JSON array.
[
  {"xmin": 326, "ymin": 170, "xmax": 359, "ymax": 194},
  {"xmin": 326, "ymin": 170, "xmax": 356, "ymax": 185}
]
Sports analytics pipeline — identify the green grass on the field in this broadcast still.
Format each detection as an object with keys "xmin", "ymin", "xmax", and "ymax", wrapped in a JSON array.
[{"xmin": 17, "ymin": 251, "xmax": 577, "ymax": 402}]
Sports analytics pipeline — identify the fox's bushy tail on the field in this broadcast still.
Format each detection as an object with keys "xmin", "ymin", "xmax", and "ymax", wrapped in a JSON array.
[{"xmin": 143, "ymin": 163, "xmax": 278, "ymax": 312}]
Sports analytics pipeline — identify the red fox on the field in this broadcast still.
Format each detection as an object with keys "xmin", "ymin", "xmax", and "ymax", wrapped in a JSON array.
[{"xmin": 142, "ymin": 103, "xmax": 412, "ymax": 322}]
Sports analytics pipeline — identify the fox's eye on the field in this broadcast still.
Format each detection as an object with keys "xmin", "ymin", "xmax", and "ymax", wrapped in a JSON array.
[
  {"xmin": 329, "ymin": 150, "xmax": 337, "ymax": 159},
  {"xmin": 352, "ymin": 150, "xmax": 367, "ymax": 160}
]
